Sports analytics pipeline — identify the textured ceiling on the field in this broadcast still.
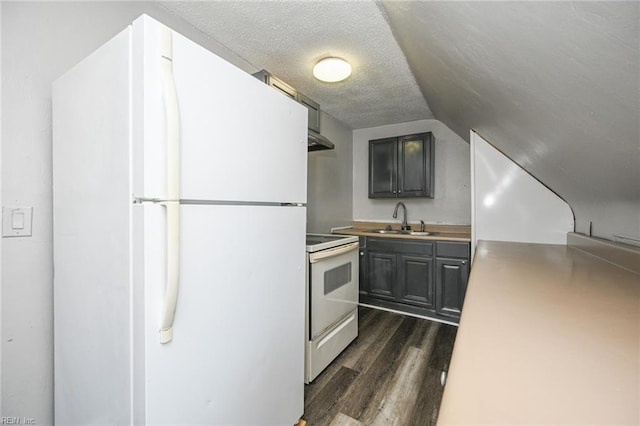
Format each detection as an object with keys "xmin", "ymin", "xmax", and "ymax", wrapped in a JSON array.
[
  {"xmin": 160, "ymin": 0, "xmax": 433, "ymax": 129},
  {"xmin": 160, "ymin": 1, "xmax": 639, "ymax": 239},
  {"xmin": 381, "ymin": 1, "xmax": 639, "ymax": 238}
]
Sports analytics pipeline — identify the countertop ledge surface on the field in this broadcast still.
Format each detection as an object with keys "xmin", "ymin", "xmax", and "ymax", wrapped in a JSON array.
[
  {"xmin": 438, "ymin": 239, "xmax": 640, "ymax": 426},
  {"xmin": 333, "ymin": 222, "xmax": 471, "ymax": 242}
]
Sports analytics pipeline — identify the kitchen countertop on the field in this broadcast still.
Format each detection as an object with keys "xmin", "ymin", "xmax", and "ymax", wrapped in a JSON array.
[
  {"xmin": 438, "ymin": 238, "xmax": 640, "ymax": 425},
  {"xmin": 333, "ymin": 222, "xmax": 471, "ymax": 242}
]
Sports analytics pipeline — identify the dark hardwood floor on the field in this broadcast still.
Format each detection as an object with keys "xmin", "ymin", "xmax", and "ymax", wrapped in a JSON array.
[{"xmin": 303, "ymin": 306, "xmax": 457, "ymax": 426}]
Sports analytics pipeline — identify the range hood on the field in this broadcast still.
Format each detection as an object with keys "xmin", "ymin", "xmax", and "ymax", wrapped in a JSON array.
[
  {"xmin": 308, "ymin": 129, "xmax": 334, "ymax": 151},
  {"xmin": 252, "ymin": 70, "xmax": 335, "ymax": 151}
]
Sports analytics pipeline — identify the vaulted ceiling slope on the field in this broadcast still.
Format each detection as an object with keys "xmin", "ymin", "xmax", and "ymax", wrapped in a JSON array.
[{"xmin": 381, "ymin": 1, "xmax": 640, "ymax": 240}]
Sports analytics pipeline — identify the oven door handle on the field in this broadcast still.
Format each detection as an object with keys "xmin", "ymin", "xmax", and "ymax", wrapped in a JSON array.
[{"xmin": 309, "ymin": 242, "xmax": 359, "ymax": 263}]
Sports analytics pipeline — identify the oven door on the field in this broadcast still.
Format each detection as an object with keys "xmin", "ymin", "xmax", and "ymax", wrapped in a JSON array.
[{"xmin": 308, "ymin": 242, "xmax": 359, "ymax": 339}]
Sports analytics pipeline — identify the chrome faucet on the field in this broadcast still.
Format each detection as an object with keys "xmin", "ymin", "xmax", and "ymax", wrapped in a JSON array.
[{"xmin": 393, "ymin": 202, "xmax": 409, "ymax": 230}]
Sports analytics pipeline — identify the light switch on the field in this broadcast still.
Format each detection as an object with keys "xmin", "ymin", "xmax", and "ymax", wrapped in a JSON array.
[
  {"xmin": 3, "ymin": 206, "xmax": 33, "ymax": 237},
  {"xmin": 13, "ymin": 211, "xmax": 25, "ymax": 229}
]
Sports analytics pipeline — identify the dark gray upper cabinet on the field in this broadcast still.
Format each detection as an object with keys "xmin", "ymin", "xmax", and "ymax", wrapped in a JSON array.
[{"xmin": 369, "ymin": 132, "xmax": 434, "ymax": 198}]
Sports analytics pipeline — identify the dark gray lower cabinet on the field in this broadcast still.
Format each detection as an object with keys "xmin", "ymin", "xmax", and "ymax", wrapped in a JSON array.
[
  {"xmin": 368, "ymin": 251, "xmax": 396, "ymax": 300},
  {"xmin": 435, "ymin": 258, "xmax": 469, "ymax": 319},
  {"xmin": 359, "ymin": 237, "xmax": 469, "ymax": 324},
  {"xmin": 398, "ymin": 254, "xmax": 434, "ymax": 308},
  {"xmin": 358, "ymin": 237, "xmax": 367, "ymax": 298}
]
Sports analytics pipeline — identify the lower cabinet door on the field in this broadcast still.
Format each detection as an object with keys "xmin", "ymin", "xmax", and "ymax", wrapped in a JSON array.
[
  {"xmin": 367, "ymin": 251, "xmax": 396, "ymax": 300},
  {"xmin": 359, "ymin": 248, "xmax": 368, "ymax": 297},
  {"xmin": 435, "ymin": 258, "xmax": 469, "ymax": 319},
  {"xmin": 398, "ymin": 254, "xmax": 434, "ymax": 308}
]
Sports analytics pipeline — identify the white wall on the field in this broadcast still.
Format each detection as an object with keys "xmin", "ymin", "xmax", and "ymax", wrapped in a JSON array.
[
  {"xmin": 0, "ymin": 3, "xmax": 258, "ymax": 424},
  {"xmin": 471, "ymin": 131, "xmax": 574, "ymax": 260},
  {"xmin": 353, "ymin": 119, "xmax": 470, "ymax": 225},
  {"xmin": 307, "ymin": 111, "xmax": 353, "ymax": 233}
]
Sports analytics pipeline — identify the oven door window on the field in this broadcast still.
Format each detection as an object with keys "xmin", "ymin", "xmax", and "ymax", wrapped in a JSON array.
[{"xmin": 324, "ymin": 263, "xmax": 351, "ymax": 294}]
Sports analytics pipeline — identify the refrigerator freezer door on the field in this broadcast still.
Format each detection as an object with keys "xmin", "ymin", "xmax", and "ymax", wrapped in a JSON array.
[
  {"xmin": 136, "ymin": 17, "xmax": 308, "ymax": 204},
  {"xmin": 140, "ymin": 203, "xmax": 305, "ymax": 425}
]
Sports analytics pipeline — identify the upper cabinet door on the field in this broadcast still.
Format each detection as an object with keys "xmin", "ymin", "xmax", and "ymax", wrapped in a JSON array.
[
  {"xmin": 368, "ymin": 132, "xmax": 434, "ymax": 199},
  {"xmin": 398, "ymin": 133, "xmax": 434, "ymax": 198},
  {"xmin": 369, "ymin": 137, "xmax": 398, "ymax": 198}
]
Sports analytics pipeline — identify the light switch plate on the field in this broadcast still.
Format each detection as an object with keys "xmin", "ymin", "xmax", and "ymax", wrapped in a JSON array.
[{"xmin": 3, "ymin": 206, "xmax": 33, "ymax": 237}]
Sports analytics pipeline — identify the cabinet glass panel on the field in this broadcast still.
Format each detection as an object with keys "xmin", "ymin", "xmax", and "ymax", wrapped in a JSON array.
[
  {"xmin": 400, "ymin": 138, "xmax": 426, "ymax": 193},
  {"xmin": 369, "ymin": 139, "xmax": 397, "ymax": 197}
]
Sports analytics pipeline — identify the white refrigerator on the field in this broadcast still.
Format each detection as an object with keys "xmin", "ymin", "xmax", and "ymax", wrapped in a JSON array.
[{"xmin": 52, "ymin": 15, "xmax": 307, "ymax": 425}]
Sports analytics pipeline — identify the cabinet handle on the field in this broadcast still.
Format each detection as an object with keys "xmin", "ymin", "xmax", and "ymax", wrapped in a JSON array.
[
  {"xmin": 360, "ymin": 251, "xmax": 364, "ymax": 256},
  {"xmin": 398, "ymin": 190, "xmax": 402, "ymax": 193},
  {"xmin": 393, "ymin": 190, "xmax": 397, "ymax": 194},
  {"xmin": 461, "ymin": 260, "xmax": 467, "ymax": 265}
]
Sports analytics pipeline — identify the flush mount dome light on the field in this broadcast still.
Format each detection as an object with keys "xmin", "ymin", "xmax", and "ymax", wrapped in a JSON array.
[{"xmin": 313, "ymin": 57, "xmax": 352, "ymax": 83}]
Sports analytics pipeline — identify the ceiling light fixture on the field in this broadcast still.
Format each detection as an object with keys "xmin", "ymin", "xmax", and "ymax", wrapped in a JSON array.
[{"xmin": 313, "ymin": 57, "xmax": 352, "ymax": 83}]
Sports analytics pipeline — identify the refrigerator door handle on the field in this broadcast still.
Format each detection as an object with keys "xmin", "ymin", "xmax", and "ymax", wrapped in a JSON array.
[
  {"xmin": 160, "ymin": 201, "xmax": 180, "ymax": 343},
  {"xmin": 159, "ymin": 26, "xmax": 181, "ymax": 344}
]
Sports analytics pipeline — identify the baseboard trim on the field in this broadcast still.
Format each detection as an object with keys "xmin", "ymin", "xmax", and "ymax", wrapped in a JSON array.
[{"xmin": 358, "ymin": 302, "xmax": 459, "ymax": 327}]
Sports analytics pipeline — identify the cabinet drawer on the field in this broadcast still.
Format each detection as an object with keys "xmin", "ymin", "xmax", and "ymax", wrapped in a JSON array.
[
  {"xmin": 368, "ymin": 238, "xmax": 433, "ymax": 255},
  {"xmin": 436, "ymin": 241, "xmax": 469, "ymax": 259}
]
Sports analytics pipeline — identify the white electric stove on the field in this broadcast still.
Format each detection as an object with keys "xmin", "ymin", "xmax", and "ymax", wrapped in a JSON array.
[{"xmin": 304, "ymin": 234, "xmax": 359, "ymax": 383}]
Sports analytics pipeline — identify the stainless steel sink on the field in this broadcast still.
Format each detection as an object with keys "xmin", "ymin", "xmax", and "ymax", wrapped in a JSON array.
[
  {"xmin": 408, "ymin": 231, "xmax": 435, "ymax": 236},
  {"xmin": 366, "ymin": 229, "xmax": 437, "ymax": 236}
]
